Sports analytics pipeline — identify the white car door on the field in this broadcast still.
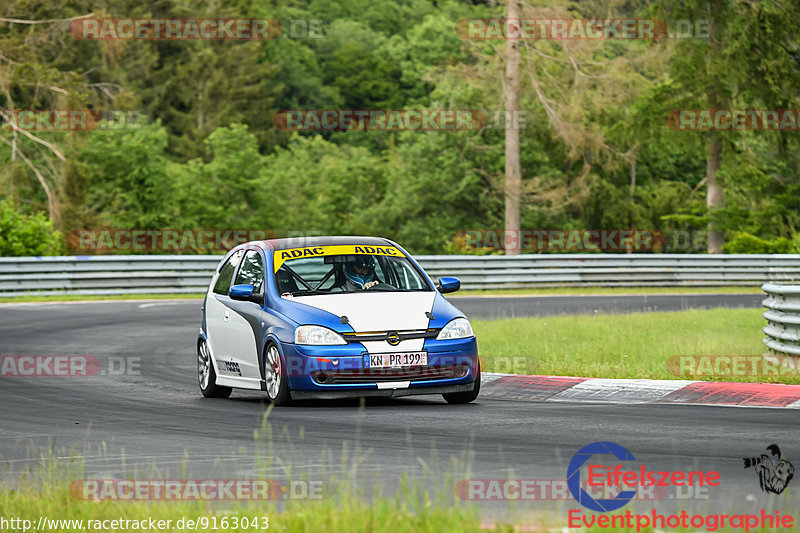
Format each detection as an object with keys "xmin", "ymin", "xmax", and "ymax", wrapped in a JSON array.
[
  {"xmin": 206, "ymin": 250, "xmax": 256, "ymax": 387},
  {"xmin": 223, "ymin": 249, "xmax": 265, "ymax": 384}
]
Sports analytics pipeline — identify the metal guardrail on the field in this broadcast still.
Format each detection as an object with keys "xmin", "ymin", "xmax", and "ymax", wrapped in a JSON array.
[
  {"xmin": 0, "ymin": 254, "xmax": 799, "ymax": 297},
  {"xmin": 762, "ymin": 283, "xmax": 800, "ymax": 356},
  {"xmin": 420, "ymin": 254, "xmax": 800, "ymax": 288},
  {"xmin": 0, "ymin": 256, "xmax": 221, "ymax": 296}
]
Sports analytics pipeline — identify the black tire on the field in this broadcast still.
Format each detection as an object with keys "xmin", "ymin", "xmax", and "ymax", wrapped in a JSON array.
[
  {"xmin": 198, "ymin": 339, "xmax": 232, "ymax": 399},
  {"xmin": 443, "ymin": 364, "xmax": 480, "ymax": 404},
  {"xmin": 264, "ymin": 343, "xmax": 292, "ymax": 406}
]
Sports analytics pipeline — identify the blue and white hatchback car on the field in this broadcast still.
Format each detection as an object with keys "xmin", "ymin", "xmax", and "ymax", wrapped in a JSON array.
[{"xmin": 198, "ymin": 236, "xmax": 479, "ymax": 405}]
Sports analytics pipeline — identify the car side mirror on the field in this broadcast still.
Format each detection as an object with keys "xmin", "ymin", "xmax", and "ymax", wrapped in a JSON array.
[
  {"xmin": 437, "ymin": 277, "xmax": 461, "ymax": 294},
  {"xmin": 249, "ymin": 290, "xmax": 264, "ymax": 306},
  {"xmin": 229, "ymin": 284, "xmax": 255, "ymax": 301}
]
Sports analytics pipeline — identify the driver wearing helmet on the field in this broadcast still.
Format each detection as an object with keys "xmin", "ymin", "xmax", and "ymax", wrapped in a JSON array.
[{"xmin": 343, "ymin": 255, "xmax": 379, "ymax": 290}]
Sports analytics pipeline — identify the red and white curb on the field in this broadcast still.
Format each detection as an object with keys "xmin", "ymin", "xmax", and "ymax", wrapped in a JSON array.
[{"xmin": 482, "ymin": 373, "xmax": 800, "ymax": 408}]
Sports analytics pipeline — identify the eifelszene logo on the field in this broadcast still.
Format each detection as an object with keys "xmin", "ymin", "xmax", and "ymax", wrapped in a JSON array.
[
  {"xmin": 743, "ymin": 444, "xmax": 794, "ymax": 495},
  {"xmin": 567, "ymin": 441, "xmax": 721, "ymax": 512},
  {"xmin": 567, "ymin": 441, "xmax": 637, "ymax": 512},
  {"xmin": 566, "ymin": 442, "xmax": 794, "ymax": 530}
]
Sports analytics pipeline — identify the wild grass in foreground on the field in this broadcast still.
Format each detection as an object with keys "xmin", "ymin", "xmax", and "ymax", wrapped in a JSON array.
[
  {"xmin": 2, "ymin": 483, "xmax": 487, "ymax": 533},
  {"xmin": 2, "ymin": 426, "xmax": 793, "ymax": 533},
  {"xmin": 1, "ymin": 481, "xmax": 790, "ymax": 533},
  {"xmin": 0, "ymin": 420, "xmax": 487, "ymax": 533},
  {"xmin": 473, "ymin": 308, "xmax": 799, "ymax": 384}
]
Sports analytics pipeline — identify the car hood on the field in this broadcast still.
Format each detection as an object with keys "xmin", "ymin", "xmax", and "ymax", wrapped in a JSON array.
[{"xmin": 291, "ymin": 291, "xmax": 436, "ymax": 331}]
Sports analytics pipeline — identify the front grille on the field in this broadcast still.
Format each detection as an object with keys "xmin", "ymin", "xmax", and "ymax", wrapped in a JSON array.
[
  {"xmin": 341, "ymin": 329, "xmax": 439, "ymax": 343},
  {"xmin": 312, "ymin": 364, "xmax": 469, "ymax": 385}
]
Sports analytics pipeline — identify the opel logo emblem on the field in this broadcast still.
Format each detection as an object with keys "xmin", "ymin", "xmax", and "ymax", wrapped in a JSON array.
[{"xmin": 387, "ymin": 332, "xmax": 401, "ymax": 346}]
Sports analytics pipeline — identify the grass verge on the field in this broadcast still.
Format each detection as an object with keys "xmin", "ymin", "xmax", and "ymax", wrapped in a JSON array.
[
  {"xmin": 455, "ymin": 286, "xmax": 764, "ymax": 296},
  {"xmin": 0, "ymin": 293, "xmax": 203, "ymax": 304},
  {"xmin": 473, "ymin": 308, "xmax": 799, "ymax": 384}
]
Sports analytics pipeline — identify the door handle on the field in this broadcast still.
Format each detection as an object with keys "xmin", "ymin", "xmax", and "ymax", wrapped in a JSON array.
[{"xmin": 224, "ymin": 310, "xmax": 230, "ymax": 322}]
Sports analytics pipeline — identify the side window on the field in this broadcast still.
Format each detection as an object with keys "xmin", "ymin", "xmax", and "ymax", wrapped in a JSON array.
[
  {"xmin": 213, "ymin": 250, "xmax": 243, "ymax": 295},
  {"xmin": 372, "ymin": 258, "xmax": 387, "ymax": 283},
  {"xmin": 235, "ymin": 250, "xmax": 265, "ymax": 292},
  {"xmin": 384, "ymin": 257, "xmax": 425, "ymax": 290}
]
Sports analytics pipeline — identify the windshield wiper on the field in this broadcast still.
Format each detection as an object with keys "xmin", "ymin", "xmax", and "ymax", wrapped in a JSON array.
[{"xmin": 289, "ymin": 290, "xmax": 329, "ymax": 296}]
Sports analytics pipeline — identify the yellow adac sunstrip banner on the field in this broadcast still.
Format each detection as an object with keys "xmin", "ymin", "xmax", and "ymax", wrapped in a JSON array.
[{"xmin": 273, "ymin": 244, "xmax": 403, "ymax": 271}]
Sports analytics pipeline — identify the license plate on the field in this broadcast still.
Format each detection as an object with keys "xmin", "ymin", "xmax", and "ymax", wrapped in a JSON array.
[{"xmin": 369, "ymin": 352, "xmax": 427, "ymax": 368}]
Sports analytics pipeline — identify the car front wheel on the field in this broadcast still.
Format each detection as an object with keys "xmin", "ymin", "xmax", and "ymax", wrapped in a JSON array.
[
  {"xmin": 264, "ymin": 343, "xmax": 291, "ymax": 406},
  {"xmin": 443, "ymin": 363, "xmax": 480, "ymax": 404},
  {"xmin": 198, "ymin": 339, "xmax": 232, "ymax": 398}
]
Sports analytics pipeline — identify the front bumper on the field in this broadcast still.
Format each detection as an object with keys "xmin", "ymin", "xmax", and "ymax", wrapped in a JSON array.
[
  {"xmin": 290, "ymin": 382, "xmax": 475, "ymax": 400},
  {"xmin": 279, "ymin": 336, "xmax": 478, "ymax": 394}
]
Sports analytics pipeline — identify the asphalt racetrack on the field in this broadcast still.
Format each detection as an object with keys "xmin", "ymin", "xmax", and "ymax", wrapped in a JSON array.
[{"xmin": 1, "ymin": 294, "xmax": 797, "ymax": 522}]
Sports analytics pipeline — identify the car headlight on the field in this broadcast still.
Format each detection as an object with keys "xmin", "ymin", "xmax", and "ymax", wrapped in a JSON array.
[
  {"xmin": 436, "ymin": 318, "xmax": 474, "ymax": 340},
  {"xmin": 295, "ymin": 325, "xmax": 347, "ymax": 345}
]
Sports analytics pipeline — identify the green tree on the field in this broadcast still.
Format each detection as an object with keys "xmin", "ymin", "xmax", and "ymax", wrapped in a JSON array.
[
  {"xmin": 79, "ymin": 122, "xmax": 173, "ymax": 229},
  {"xmin": 653, "ymin": 0, "xmax": 800, "ymax": 251},
  {"xmin": 0, "ymin": 200, "xmax": 63, "ymax": 256},
  {"xmin": 171, "ymin": 124, "xmax": 269, "ymax": 229},
  {"xmin": 260, "ymin": 134, "xmax": 387, "ymax": 237}
]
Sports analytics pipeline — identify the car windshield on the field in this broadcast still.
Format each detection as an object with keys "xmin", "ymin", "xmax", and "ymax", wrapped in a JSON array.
[{"xmin": 273, "ymin": 246, "xmax": 431, "ymax": 296}]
